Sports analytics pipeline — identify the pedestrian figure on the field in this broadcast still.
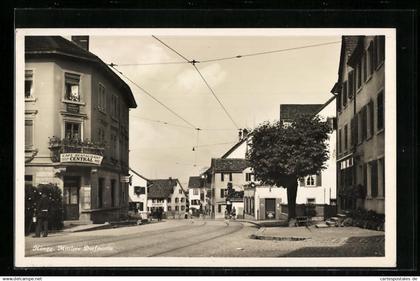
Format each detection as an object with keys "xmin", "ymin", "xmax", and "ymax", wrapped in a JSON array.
[
  {"xmin": 34, "ymin": 193, "xmax": 49, "ymax": 238},
  {"xmin": 232, "ymin": 207, "xmax": 236, "ymax": 220},
  {"xmin": 224, "ymin": 209, "xmax": 230, "ymax": 226}
]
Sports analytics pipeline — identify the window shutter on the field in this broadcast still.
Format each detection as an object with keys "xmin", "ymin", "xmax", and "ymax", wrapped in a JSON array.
[
  {"xmin": 65, "ymin": 72, "xmax": 80, "ymax": 84},
  {"xmin": 316, "ymin": 174, "xmax": 322, "ymax": 186}
]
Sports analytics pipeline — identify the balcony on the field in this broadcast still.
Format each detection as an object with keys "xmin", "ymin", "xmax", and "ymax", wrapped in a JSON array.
[{"xmin": 48, "ymin": 136, "xmax": 105, "ymax": 164}]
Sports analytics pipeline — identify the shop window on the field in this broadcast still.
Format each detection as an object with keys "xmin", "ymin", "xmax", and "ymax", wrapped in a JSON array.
[
  {"xmin": 65, "ymin": 122, "xmax": 81, "ymax": 141},
  {"xmin": 377, "ymin": 91, "xmax": 384, "ymax": 131},
  {"xmin": 25, "ymin": 70, "xmax": 33, "ymax": 99},
  {"xmin": 98, "ymin": 83, "xmax": 106, "ymax": 112},
  {"xmin": 25, "ymin": 120, "xmax": 34, "ymax": 149},
  {"xmin": 65, "ymin": 72, "xmax": 81, "ymax": 102}
]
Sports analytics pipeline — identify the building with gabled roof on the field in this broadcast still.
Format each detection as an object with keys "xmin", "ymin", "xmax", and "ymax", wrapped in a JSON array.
[
  {"xmin": 146, "ymin": 178, "xmax": 188, "ymax": 218},
  {"xmin": 187, "ymin": 176, "xmax": 208, "ymax": 215},
  {"xmin": 24, "ymin": 36, "xmax": 137, "ymax": 224},
  {"xmin": 128, "ymin": 168, "xmax": 149, "ymax": 213}
]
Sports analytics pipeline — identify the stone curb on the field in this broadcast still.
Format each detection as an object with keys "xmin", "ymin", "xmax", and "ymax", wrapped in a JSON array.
[{"xmin": 249, "ymin": 234, "xmax": 309, "ymax": 241}]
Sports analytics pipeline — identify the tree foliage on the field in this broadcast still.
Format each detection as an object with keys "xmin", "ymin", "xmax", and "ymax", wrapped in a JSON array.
[{"xmin": 248, "ymin": 115, "xmax": 332, "ymax": 221}]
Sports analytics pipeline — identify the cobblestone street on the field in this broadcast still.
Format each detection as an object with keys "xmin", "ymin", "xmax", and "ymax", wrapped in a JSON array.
[{"xmin": 25, "ymin": 220, "xmax": 384, "ymax": 257}]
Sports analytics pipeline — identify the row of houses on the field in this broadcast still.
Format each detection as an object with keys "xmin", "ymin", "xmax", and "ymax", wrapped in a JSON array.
[{"xmin": 187, "ymin": 35, "xmax": 385, "ymax": 221}]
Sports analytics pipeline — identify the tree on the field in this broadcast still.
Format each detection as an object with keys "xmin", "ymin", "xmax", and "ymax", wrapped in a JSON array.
[{"xmin": 248, "ymin": 115, "xmax": 331, "ymax": 222}]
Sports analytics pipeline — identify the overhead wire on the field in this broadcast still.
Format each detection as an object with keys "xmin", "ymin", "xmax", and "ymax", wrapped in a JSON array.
[
  {"xmin": 108, "ymin": 63, "xmax": 198, "ymax": 130},
  {"xmin": 114, "ymin": 40, "xmax": 341, "ymax": 66},
  {"xmin": 152, "ymin": 35, "xmax": 240, "ymax": 130}
]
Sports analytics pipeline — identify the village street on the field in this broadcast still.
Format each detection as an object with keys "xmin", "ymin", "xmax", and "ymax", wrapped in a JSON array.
[{"xmin": 25, "ymin": 219, "xmax": 384, "ymax": 258}]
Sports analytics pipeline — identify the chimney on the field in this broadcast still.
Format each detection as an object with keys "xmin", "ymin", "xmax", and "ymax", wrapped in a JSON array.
[
  {"xmin": 238, "ymin": 129, "xmax": 242, "ymax": 141},
  {"xmin": 242, "ymin": 129, "xmax": 249, "ymax": 139},
  {"xmin": 71, "ymin": 36, "xmax": 89, "ymax": 51}
]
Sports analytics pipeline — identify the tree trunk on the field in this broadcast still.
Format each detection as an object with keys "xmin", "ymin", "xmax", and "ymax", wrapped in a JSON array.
[{"xmin": 286, "ymin": 177, "xmax": 298, "ymax": 221}]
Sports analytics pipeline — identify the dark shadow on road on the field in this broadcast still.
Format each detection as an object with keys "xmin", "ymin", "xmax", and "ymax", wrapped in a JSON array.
[{"xmin": 280, "ymin": 235, "xmax": 385, "ymax": 257}]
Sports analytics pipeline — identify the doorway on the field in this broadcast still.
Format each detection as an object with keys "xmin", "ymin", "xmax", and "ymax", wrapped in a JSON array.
[
  {"xmin": 265, "ymin": 198, "xmax": 276, "ymax": 219},
  {"xmin": 63, "ymin": 176, "xmax": 80, "ymax": 220}
]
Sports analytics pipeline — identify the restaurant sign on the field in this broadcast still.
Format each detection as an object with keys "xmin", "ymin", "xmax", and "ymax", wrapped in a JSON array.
[{"xmin": 60, "ymin": 153, "xmax": 103, "ymax": 165}]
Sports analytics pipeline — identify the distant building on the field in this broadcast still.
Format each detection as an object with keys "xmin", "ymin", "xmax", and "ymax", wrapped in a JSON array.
[
  {"xmin": 147, "ymin": 178, "xmax": 188, "ymax": 217},
  {"xmin": 128, "ymin": 168, "xmax": 148, "ymax": 213},
  {"xmin": 187, "ymin": 176, "xmax": 207, "ymax": 215},
  {"xmin": 331, "ymin": 35, "xmax": 385, "ymax": 214},
  {"xmin": 206, "ymin": 158, "xmax": 250, "ymax": 219},
  {"xmin": 24, "ymin": 36, "xmax": 137, "ymax": 224}
]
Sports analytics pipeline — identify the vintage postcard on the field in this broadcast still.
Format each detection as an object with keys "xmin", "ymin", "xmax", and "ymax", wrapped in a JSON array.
[{"xmin": 15, "ymin": 28, "xmax": 396, "ymax": 267}]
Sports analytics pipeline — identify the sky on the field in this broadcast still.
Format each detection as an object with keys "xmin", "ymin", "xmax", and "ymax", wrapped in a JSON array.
[{"xmin": 88, "ymin": 34, "xmax": 342, "ymax": 187}]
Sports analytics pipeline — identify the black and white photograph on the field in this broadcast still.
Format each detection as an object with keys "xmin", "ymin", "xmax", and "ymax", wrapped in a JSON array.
[{"xmin": 14, "ymin": 28, "xmax": 396, "ymax": 267}]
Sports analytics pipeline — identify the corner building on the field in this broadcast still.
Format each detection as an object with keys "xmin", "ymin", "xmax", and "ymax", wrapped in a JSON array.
[{"xmin": 24, "ymin": 36, "xmax": 137, "ymax": 224}]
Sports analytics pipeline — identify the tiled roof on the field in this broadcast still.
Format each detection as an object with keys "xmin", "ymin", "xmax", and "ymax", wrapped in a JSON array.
[
  {"xmin": 280, "ymin": 104, "xmax": 323, "ymax": 122},
  {"xmin": 25, "ymin": 36, "xmax": 137, "ymax": 108},
  {"xmin": 188, "ymin": 176, "xmax": 203, "ymax": 189},
  {"xmin": 211, "ymin": 158, "xmax": 250, "ymax": 173},
  {"xmin": 147, "ymin": 179, "xmax": 178, "ymax": 199}
]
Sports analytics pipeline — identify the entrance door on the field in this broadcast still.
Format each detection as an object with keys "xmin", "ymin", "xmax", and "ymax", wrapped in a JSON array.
[
  {"xmin": 63, "ymin": 176, "xmax": 80, "ymax": 220},
  {"xmin": 265, "ymin": 198, "xmax": 276, "ymax": 219}
]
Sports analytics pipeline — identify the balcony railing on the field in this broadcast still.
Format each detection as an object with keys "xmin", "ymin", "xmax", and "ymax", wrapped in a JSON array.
[{"xmin": 48, "ymin": 136, "xmax": 105, "ymax": 163}]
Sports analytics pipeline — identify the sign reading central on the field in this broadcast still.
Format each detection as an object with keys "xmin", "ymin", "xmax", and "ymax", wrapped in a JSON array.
[{"xmin": 60, "ymin": 153, "xmax": 103, "ymax": 165}]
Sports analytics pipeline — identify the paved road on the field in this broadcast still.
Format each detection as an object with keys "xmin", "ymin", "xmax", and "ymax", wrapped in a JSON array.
[{"xmin": 25, "ymin": 219, "xmax": 384, "ymax": 257}]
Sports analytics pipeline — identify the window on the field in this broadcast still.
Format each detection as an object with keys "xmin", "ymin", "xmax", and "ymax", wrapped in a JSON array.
[
  {"xmin": 368, "ymin": 100, "xmax": 375, "ymax": 137},
  {"xmin": 356, "ymin": 62, "xmax": 362, "ymax": 90},
  {"xmin": 98, "ymin": 83, "xmax": 106, "ymax": 112},
  {"xmin": 306, "ymin": 198, "xmax": 316, "ymax": 204},
  {"xmin": 181, "ymin": 206, "xmax": 185, "ymax": 211},
  {"xmin": 336, "ymin": 91, "xmax": 342, "ymax": 112},
  {"xmin": 25, "ymin": 120, "xmax": 34, "ymax": 149},
  {"xmin": 368, "ymin": 42, "xmax": 375, "ymax": 75},
  {"xmin": 25, "ymin": 70, "xmax": 33, "ymax": 98},
  {"xmin": 362, "ymin": 106, "xmax": 368, "ymax": 141},
  {"xmin": 134, "ymin": 186, "xmax": 145, "ymax": 195},
  {"xmin": 220, "ymin": 173, "xmax": 224, "ymax": 182},
  {"xmin": 348, "ymin": 71, "xmax": 354, "ymax": 99},
  {"xmin": 65, "ymin": 73, "xmax": 81, "ymax": 102},
  {"xmin": 370, "ymin": 160, "xmax": 378, "ymax": 198},
  {"xmin": 376, "ymin": 36, "xmax": 385, "ymax": 67},
  {"xmin": 229, "ymin": 173, "xmax": 232, "ymax": 181},
  {"xmin": 179, "ymin": 189, "xmax": 182, "ymax": 194},
  {"xmin": 220, "ymin": 188, "xmax": 226, "ymax": 198},
  {"xmin": 175, "ymin": 198, "xmax": 179, "ymax": 203},
  {"xmin": 218, "ymin": 204, "xmax": 222, "ymax": 213},
  {"xmin": 111, "ymin": 179, "xmax": 116, "ymax": 207},
  {"xmin": 193, "ymin": 188, "xmax": 199, "ymax": 195},
  {"xmin": 167, "ymin": 198, "xmax": 171, "ymax": 203},
  {"xmin": 110, "ymin": 94, "xmax": 119, "ymax": 119},
  {"xmin": 305, "ymin": 175, "xmax": 315, "ymax": 186},
  {"xmin": 98, "ymin": 127, "xmax": 105, "ymax": 144},
  {"xmin": 65, "ymin": 122, "xmax": 81, "ymax": 141},
  {"xmin": 357, "ymin": 112, "xmax": 363, "ymax": 144},
  {"xmin": 175, "ymin": 206, "xmax": 179, "ymax": 211},
  {"xmin": 110, "ymin": 133, "xmax": 118, "ymax": 159},
  {"xmin": 338, "ymin": 128, "xmax": 342, "ymax": 153},
  {"xmin": 362, "ymin": 54, "xmax": 368, "ymax": 82},
  {"xmin": 350, "ymin": 116, "xmax": 357, "ymax": 148},
  {"xmin": 25, "ymin": 175, "xmax": 33, "ymax": 186},
  {"xmin": 378, "ymin": 158, "xmax": 385, "ymax": 197},
  {"xmin": 246, "ymin": 173, "xmax": 254, "ymax": 181},
  {"xmin": 181, "ymin": 198, "xmax": 185, "ymax": 203},
  {"xmin": 168, "ymin": 206, "xmax": 172, "ymax": 211},
  {"xmin": 342, "ymin": 81, "xmax": 347, "ymax": 107},
  {"xmin": 344, "ymin": 124, "xmax": 348, "ymax": 151},
  {"xmin": 98, "ymin": 178, "xmax": 104, "ymax": 208},
  {"xmin": 377, "ymin": 91, "xmax": 384, "ymax": 131}
]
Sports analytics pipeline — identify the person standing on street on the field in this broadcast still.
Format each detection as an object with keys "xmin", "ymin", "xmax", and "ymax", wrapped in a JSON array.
[{"xmin": 34, "ymin": 193, "xmax": 50, "ymax": 238}]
